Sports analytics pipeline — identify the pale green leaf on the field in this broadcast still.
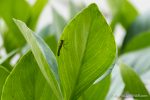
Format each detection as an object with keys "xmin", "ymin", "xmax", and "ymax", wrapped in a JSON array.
[
  {"xmin": 14, "ymin": 19, "xmax": 62, "ymax": 100},
  {"xmin": 1, "ymin": 51, "xmax": 56, "ymax": 100},
  {"xmin": 57, "ymin": 3, "xmax": 116, "ymax": 100},
  {"xmin": 120, "ymin": 63, "xmax": 150, "ymax": 99}
]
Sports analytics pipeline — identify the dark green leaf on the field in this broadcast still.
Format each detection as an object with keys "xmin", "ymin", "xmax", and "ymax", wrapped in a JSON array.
[{"xmin": 123, "ymin": 32, "xmax": 150, "ymax": 53}]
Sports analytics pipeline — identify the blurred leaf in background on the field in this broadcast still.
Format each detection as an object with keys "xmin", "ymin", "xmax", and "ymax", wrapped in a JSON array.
[
  {"xmin": 0, "ymin": 0, "xmax": 47, "ymax": 53},
  {"xmin": 107, "ymin": 0, "xmax": 138, "ymax": 31}
]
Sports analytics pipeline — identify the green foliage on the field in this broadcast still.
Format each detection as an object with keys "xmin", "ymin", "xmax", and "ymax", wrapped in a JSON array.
[
  {"xmin": 107, "ymin": 0, "xmax": 138, "ymax": 30},
  {"xmin": 0, "ymin": 0, "xmax": 47, "ymax": 52},
  {"xmin": 1, "ymin": 51, "xmax": 54, "ymax": 100},
  {"xmin": 0, "ymin": 65, "xmax": 9, "ymax": 98},
  {"xmin": 57, "ymin": 4, "xmax": 116, "ymax": 100},
  {"xmin": 0, "ymin": 1, "xmax": 150, "ymax": 100},
  {"xmin": 120, "ymin": 63, "xmax": 150, "ymax": 99}
]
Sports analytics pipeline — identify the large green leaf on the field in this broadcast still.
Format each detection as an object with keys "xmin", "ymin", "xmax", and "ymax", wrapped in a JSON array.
[
  {"xmin": 57, "ymin": 3, "xmax": 116, "ymax": 100},
  {"xmin": 0, "ymin": 0, "xmax": 31, "ymax": 52},
  {"xmin": 123, "ymin": 31, "xmax": 150, "ymax": 53},
  {"xmin": 120, "ymin": 63, "xmax": 150, "ymax": 99},
  {"xmin": 0, "ymin": 65, "xmax": 9, "ymax": 99},
  {"xmin": 14, "ymin": 19, "xmax": 62, "ymax": 100},
  {"xmin": 107, "ymin": 0, "xmax": 138, "ymax": 30},
  {"xmin": 81, "ymin": 75, "xmax": 111, "ymax": 100},
  {"xmin": 1, "ymin": 51, "xmax": 56, "ymax": 100}
]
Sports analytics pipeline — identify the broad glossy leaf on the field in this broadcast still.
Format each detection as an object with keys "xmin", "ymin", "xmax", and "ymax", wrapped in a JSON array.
[
  {"xmin": 57, "ymin": 3, "xmax": 116, "ymax": 100},
  {"xmin": 81, "ymin": 75, "xmax": 111, "ymax": 100},
  {"xmin": 120, "ymin": 63, "xmax": 150, "ymax": 99},
  {"xmin": 0, "ymin": 65, "xmax": 9, "ymax": 98},
  {"xmin": 107, "ymin": 0, "xmax": 138, "ymax": 30},
  {"xmin": 1, "ymin": 51, "xmax": 56, "ymax": 100},
  {"xmin": 123, "ymin": 32, "xmax": 150, "ymax": 53},
  {"xmin": 14, "ymin": 19, "xmax": 62, "ymax": 100}
]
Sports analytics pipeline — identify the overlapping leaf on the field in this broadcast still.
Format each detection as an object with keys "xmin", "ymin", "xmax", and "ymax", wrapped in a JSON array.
[{"xmin": 14, "ymin": 19, "xmax": 62, "ymax": 100}]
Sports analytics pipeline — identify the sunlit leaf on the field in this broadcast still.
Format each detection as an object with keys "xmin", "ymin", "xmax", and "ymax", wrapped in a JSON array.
[
  {"xmin": 57, "ymin": 3, "xmax": 116, "ymax": 100},
  {"xmin": 14, "ymin": 19, "xmax": 62, "ymax": 100}
]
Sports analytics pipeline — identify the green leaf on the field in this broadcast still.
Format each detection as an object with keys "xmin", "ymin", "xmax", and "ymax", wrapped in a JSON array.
[
  {"xmin": 122, "ymin": 14, "xmax": 150, "ymax": 48},
  {"xmin": 27, "ymin": 0, "xmax": 48, "ymax": 29},
  {"xmin": 0, "ymin": 65, "xmax": 9, "ymax": 98},
  {"xmin": 37, "ymin": 24, "xmax": 58, "ymax": 54},
  {"xmin": 106, "ymin": 65, "xmax": 125, "ymax": 100},
  {"xmin": 57, "ymin": 3, "xmax": 116, "ymax": 100},
  {"xmin": 120, "ymin": 63, "xmax": 150, "ymax": 99},
  {"xmin": 52, "ymin": 8, "xmax": 66, "ymax": 39},
  {"xmin": 123, "ymin": 32, "xmax": 150, "ymax": 53},
  {"xmin": 107, "ymin": 0, "xmax": 138, "ymax": 30},
  {"xmin": 0, "ymin": 49, "xmax": 18, "ymax": 71},
  {"xmin": 120, "ymin": 47, "xmax": 150, "ymax": 75},
  {"xmin": 69, "ymin": 1, "xmax": 85, "ymax": 19},
  {"xmin": 0, "ymin": 0, "xmax": 31, "ymax": 52},
  {"xmin": 1, "ymin": 51, "xmax": 57, "ymax": 100},
  {"xmin": 14, "ymin": 19, "xmax": 62, "ymax": 100},
  {"xmin": 44, "ymin": 35, "xmax": 57, "ymax": 54},
  {"xmin": 81, "ymin": 75, "xmax": 111, "ymax": 100}
]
